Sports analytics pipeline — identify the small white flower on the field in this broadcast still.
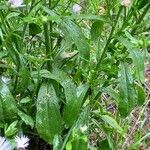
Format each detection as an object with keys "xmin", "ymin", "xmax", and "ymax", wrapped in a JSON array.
[
  {"xmin": 72, "ymin": 4, "xmax": 82, "ymax": 13},
  {"xmin": 15, "ymin": 135, "xmax": 30, "ymax": 150},
  {"xmin": 8, "ymin": 0, "xmax": 24, "ymax": 8},
  {"xmin": 0, "ymin": 136, "xmax": 12, "ymax": 150}
]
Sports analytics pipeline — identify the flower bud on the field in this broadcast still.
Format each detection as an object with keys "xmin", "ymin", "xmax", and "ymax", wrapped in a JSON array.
[
  {"xmin": 121, "ymin": 0, "xmax": 131, "ymax": 7},
  {"xmin": 72, "ymin": 4, "xmax": 82, "ymax": 13}
]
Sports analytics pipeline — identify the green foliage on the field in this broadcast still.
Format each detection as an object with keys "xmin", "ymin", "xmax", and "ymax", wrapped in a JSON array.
[
  {"xmin": 18, "ymin": 110, "xmax": 34, "ymax": 129},
  {"xmin": 91, "ymin": 20, "xmax": 104, "ymax": 41},
  {"xmin": 0, "ymin": 0, "xmax": 150, "ymax": 149},
  {"xmin": 61, "ymin": 19, "xmax": 90, "ymax": 60},
  {"xmin": 4, "ymin": 121, "xmax": 18, "ymax": 137},
  {"xmin": 100, "ymin": 114, "xmax": 124, "ymax": 135},
  {"xmin": 118, "ymin": 62, "xmax": 138, "ymax": 117},
  {"xmin": 36, "ymin": 83, "xmax": 62, "ymax": 144},
  {"xmin": 0, "ymin": 81, "xmax": 18, "ymax": 120},
  {"xmin": 119, "ymin": 37, "xmax": 145, "ymax": 83}
]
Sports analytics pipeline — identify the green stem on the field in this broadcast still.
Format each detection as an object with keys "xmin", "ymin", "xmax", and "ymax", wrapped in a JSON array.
[
  {"xmin": 61, "ymin": 125, "xmax": 75, "ymax": 150},
  {"xmin": 106, "ymin": 0, "xmax": 111, "ymax": 19},
  {"xmin": 43, "ymin": 0, "xmax": 52, "ymax": 71},
  {"xmin": 131, "ymin": 2, "xmax": 150, "ymax": 34},
  {"xmin": 49, "ymin": 21, "xmax": 53, "ymax": 52},
  {"xmin": 123, "ymin": 7, "xmax": 126, "ymax": 24},
  {"xmin": 51, "ymin": 0, "xmax": 61, "ymax": 9},
  {"xmin": 96, "ymin": 6, "xmax": 123, "ymax": 70},
  {"xmin": 43, "ymin": 23, "xmax": 51, "ymax": 70},
  {"xmin": 23, "ymin": 0, "xmax": 37, "ymax": 37},
  {"xmin": 49, "ymin": 0, "xmax": 51, "ymax": 8},
  {"xmin": 62, "ymin": 0, "xmax": 72, "ymax": 15},
  {"xmin": 90, "ymin": 0, "xmax": 97, "ymax": 13}
]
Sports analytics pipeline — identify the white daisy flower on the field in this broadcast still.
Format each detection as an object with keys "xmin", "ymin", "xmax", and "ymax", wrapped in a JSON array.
[
  {"xmin": 8, "ymin": 0, "xmax": 24, "ymax": 8},
  {"xmin": 0, "ymin": 136, "xmax": 12, "ymax": 150},
  {"xmin": 15, "ymin": 135, "xmax": 30, "ymax": 150},
  {"xmin": 72, "ymin": 4, "xmax": 82, "ymax": 13}
]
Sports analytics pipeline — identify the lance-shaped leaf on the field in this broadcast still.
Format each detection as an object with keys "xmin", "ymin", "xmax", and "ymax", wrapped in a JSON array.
[
  {"xmin": 18, "ymin": 110, "xmax": 34, "ymax": 129},
  {"xmin": 36, "ymin": 83, "xmax": 62, "ymax": 144},
  {"xmin": 32, "ymin": 69, "xmax": 84, "ymax": 127},
  {"xmin": 118, "ymin": 62, "xmax": 138, "ymax": 117},
  {"xmin": 135, "ymin": 83, "xmax": 145, "ymax": 106},
  {"xmin": 137, "ymin": 0, "xmax": 149, "ymax": 9},
  {"xmin": 119, "ymin": 37, "xmax": 144, "ymax": 83},
  {"xmin": 0, "ymin": 81, "xmax": 17, "ymax": 121},
  {"xmin": 61, "ymin": 19, "xmax": 90, "ymax": 60},
  {"xmin": 47, "ymin": 70, "xmax": 80, "ymax": 127},
  {"xmin": 91, "ymin": 20, "xmax": 104, "ymax": 41},
  {"xmin": 101, "ymin": 115, "xmax": 124, "ymax": 135}
]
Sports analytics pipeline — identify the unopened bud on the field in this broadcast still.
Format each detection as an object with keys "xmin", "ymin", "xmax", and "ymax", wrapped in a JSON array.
[
  {"xmin": 72, "ymin": 4, "xmax": 82, "ymax": 13},
  {"xmin": 121, "ymin": 0, "xmax": 131, "ymax": 7},
  {"xmin": 80, "ymin": 125, "xmax": 88, "ymax": 133}
]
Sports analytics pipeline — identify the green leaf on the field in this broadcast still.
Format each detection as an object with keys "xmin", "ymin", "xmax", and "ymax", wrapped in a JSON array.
[
  {"xmin": 77, "ymin": 83, "xmax": 89, "ymax": 105},
  {"xmin": 36, "ymin": 83, "xmax": 62, "ymax": 144},
  {"xmin": 118, "ymin": 62, "xmax": 137, "ymax": 117},
  {"xmin": 31, "ymin": 69, "xmax": 51, "ymax": 79},
  {"xmin": 130, "ymin": 48, "xmax": 144, "ymax": 83},
  {"xmin": 99, "ymin": 139, "xmax": 110, "ymax": 150},
  {"xmin": 6, "ymin": 12, "xmax": 20, "ymax": 20},
  {"xmin": 102, "ymin": 87, "xmax": 119, "ymax": 102},
  {"xmin": 42, "ymin": 6, "xmax": 61, "ymax": 21},
  {"xmin": 49, "ymin": 70, "xmax": 80, "ymax": 127},
  {"xmin": 20, "ymin": 97, "xmax": 31, "ymax": 104},
  {"xmin": 71, "ymin": 137, "xmax": 88, "ymax": 150},
  {"xmin": 137, "ymin": 0, "xmax": 149, "ymax": 9},
  {"xmin": 75, "ymin": 107, "xmax": 89, "ymax": 127},
  {"xmin": 29, "ymin": 23, "xmax": 42, "ymax": 36},
  {"xmin": 66, "ymin": 141, "xmax": 72, "ymax": 150},
  {"xmin": 0, "ymin": 81, "xmax": 18, "ymax": 121},
  {"xmin": 5, "ymin": 121, "xmax": 18, "ymax": 137},
  {"xmin": 68, "ymin": 14, "xmax": 106, "ymax": 21},
  {"xmin": 62, "ymin": 107, "xmax": 89, "ymax": 150},
  {"xmin": 119, "ymin": 37, "xmax": 144, "ymax": 83},
  {"xmin": 18, "ymin": 110, "xmax": 34, "ymax": 129},
  {"xmin": 53, "ymin": 135, "xmax": 62, "ymax": 150},
  {"xmin": 66, "ymin": 127, "xmax": 88, "ymax": 150},
  {"xmin": 61, "ymin": 19, "xmax": 90, "ymax": 60},
  {"xmin": 32, "ymin": 69, "xmax": 83, "ymax": 127},
  {"xmin": 131, "ymin": 132, "xmax": 150, "ymax": 149},
  {"xmin": 18, "ymin": 67, "xmax": 31, "ymax": 93},
  {"xmin": 135, "ymin": 83, "xmax": 145, "ymax": 105},
  {"xmin": 91, "ymin": 20, "xmax": 104, "ymax": 41},
  {"xmin": 101, "ymin": 115, "xmax": 123, "ymax": 135}
]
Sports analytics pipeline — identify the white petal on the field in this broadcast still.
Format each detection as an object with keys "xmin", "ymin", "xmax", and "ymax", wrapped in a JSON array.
[
  {"xmin": 15, "ymin": 135, "xmax": 30, "ymax": 149},
  {"xmin": 72, "ymin": 4, "xmax": 82, "ymax": 13},
  {"xmin": 8, "ymin": 0, "xmax": 24, "ymax": 8},
  {"xmin": 0, "ymin": 137, "xmax": 5, "ymax": 147},
  {"xmin": 0, "ymin": 136, "xmax": 12, "ymax": 150}
]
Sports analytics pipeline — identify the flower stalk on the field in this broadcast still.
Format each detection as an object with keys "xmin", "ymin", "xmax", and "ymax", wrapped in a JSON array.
[
  {"xmin": 43, "ymin": 0, "xmax": 52, "ymax": 71},
  {"xmin": 96, "ymin": 6, "xmax": 123, "ymax": 70}
]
